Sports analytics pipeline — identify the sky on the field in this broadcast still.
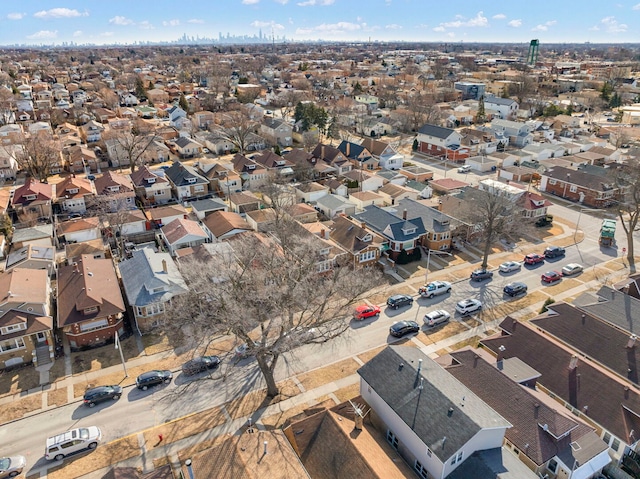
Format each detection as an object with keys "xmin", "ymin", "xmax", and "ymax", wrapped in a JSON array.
[{"xmin": 2, "ymin": 1, "xmax": 640, "ymax": 46}]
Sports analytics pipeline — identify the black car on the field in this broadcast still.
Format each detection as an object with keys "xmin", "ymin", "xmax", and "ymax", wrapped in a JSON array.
[
  {"xmin": 83, "ymin": 385, "xmax": 123, "ymax": 407},
  {"xmin": 544, "ymin": 246, "xmax": 565, "ymax": 258},
  {"xmin": 503, "ymin": 282, "xmax": 528, "ymax": 297},
  {"xmin": 470, "ymin": 269, "xmax": 494, "ymax": 282},
  {"xmin": 386, "ymin": 294, "xmax": 414, "ymax": 310},
  {"xmin": 389, "ymin": 320, "xmax": 420, "ymax": 338},
  {"xmin": 181, "ymin": 355, "xmax": 221, "ymax": 376},
  {"xmin": 135, "ymin": 370, "xmax": 173, "ymax": 390}
]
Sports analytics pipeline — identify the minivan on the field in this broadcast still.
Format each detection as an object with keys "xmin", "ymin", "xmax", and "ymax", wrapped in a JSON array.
[{"xmin": 45, "ymin": 427, "xmax": 102, "ymax": 461}]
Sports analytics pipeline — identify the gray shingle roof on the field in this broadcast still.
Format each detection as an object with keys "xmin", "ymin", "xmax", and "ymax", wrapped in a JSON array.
[
  {"xmin": 165, "ymin": 162, "xmax": 208, "ymax": 186},
  {"xmin": 396, "ymin": 198, "xmax": 454, "ymax": 233},
  {"xmin": 189, "ymin": 198, "xmax": 228, "ymax": 214},
  {"xmin": 417, "ymin": 123, "xmax": 456, "ymax": 139},
  {"xmin": 353, "ymin": 205, "xmax": 426, "ymax": 242},
  {"xmin": 358, "ymin": 346, "xmax": 510, "ymax": 461}
]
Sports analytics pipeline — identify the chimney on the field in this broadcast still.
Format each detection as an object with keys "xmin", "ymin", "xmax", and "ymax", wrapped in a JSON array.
[
  {"xmin": 263, "ymin": 441, "xmax": 268, "ymax": 455},
  {"xmin": 402, "ymin": 209, "xmax": 407, "ymax": 220},
  {"xmin": 162, "ymin": 259, "xmax": 168, "ymax": 273},
  {"xmin": 321, "ymin": 145, "xmax": 325, "ymax": 158},
  {"xmin": 628, "ymin": 335, "xmax": 638, "ymax": 349},
  {"xmin": 569, "ymin": 354, "xmax": 578, "ymax": 370},
  {"xmin": 612, "ymin": 288, "xmax": 616, "ymax": 300},
  {"xmin": 534, "ymin": 403, "xmax": 540, "ymax": 419},
  {"xmin": 354, "ymin": 412, "xmax": 364, "ymax": 430},
  {"xmin": 512, "ymin": 319, "xmax": 518, "ymax": 330},
  {"xmin": 418, "ymin": 359, "xmax": 423, "ymax": 373},
  {"xmin": 497, "ymin": 345, "xmax": 506, "ymax": 363},
  {"xmin": 360, "ymin": 221, "xmax": 366, "ymax": 229},
  {"xmin": 320, "ymin": 228, "xmax": 326, "ymax": 239},
  {"xmin": 346, "ymin": 142, "xmax": 351, "ymax": 157}
]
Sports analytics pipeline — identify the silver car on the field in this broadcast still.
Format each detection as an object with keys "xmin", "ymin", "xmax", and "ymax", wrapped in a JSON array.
[
  {"xmin": 455, "ymin": 298, "xmax": 482, "ymax": 316},
  {"xmin": 424, "ymin": 310, "xmax": 451, "ymax": 327},
  {"xmin": 499, "ymin": 261, "xmax": 522, "ymax": 273},
  {"xmin": 0, "ymin": 456, "xmax": 26, "ymax": 478},
  {"xmin": 562, "ymin": 263, "xmax": 583, "ymax": 276}
]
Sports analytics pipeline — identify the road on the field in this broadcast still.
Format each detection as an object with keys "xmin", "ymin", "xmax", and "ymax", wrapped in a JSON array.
[{"xmin": 3, "ymin": 201, "xmax": 634, "ymax": 476}]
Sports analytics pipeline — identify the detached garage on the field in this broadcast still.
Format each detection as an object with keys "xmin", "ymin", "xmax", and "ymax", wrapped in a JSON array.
[{"xmin": 465, "ymin": 155, "xmax": 498, "ymax": 172}]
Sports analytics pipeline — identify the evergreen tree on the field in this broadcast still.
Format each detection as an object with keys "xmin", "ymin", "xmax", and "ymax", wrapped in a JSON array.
[
  {"xmin": 179, "ymin": 93, "xmax": 189, "ymax": 112},
  {"xmin": 274, "ymin": 145, "xmax": 281, "ymax": 155},
  {"xmin": 565, "ymin": 103, "xmax": 574, "ymax": 115},
  {"xmin": 601, "ymin": 82, "xmax": 613, "ymax": 102},
  {"xmin": 135, "ymin": 77, "xmax": 147, "ymax": 99},
  {"xmin": 476, "ymin": 95, "xmax": 486, "ymax": 124},
  {"xmin": 412, "ymin": 139, "xmax": 418, "ymax": 151}
]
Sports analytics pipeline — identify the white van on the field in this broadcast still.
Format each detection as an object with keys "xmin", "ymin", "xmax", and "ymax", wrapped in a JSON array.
[
  {"xmin": 45, "ymin": 426, "xmax": 102, "ymax": 461},
  {"xmin": 457, "ymin": 165, "xmax": 471, "ymax": 173}
]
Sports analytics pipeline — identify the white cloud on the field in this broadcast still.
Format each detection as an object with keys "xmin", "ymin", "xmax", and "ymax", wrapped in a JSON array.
[
  {"xmin": 139, "ymin": 21, "xmax": 154, "ymax": 30},
  {"xmin": 436, "ymin": 11, "xmax": 488, "ymax": 30},
  {"xmin": 7, "ymin": 13, "xmax": 24, "ymax": 20},
  {"xmin": 599, "ymin": 16, "xmax": 628, "ymax": 33},
  {"xmin": 162, "ymin": 19, "xmax": 180, "ymax": 27},
  {"xmin": 187, "ymin": 19, "xmax": 204, "ymax": 24},
  {"xmin": 274, "ymin": 0, "xmax": 289, "ymax": 4},
  {"xmin": 27, "ymin": 30, "xmax": 58, "ymax": 39},
  {"xmin": 34, "ymin": 8, "xmax": 87, "ymax": 19},
  {"xmin": 633, "ymin": 3, "xmax": 640, "ymax": 9},
  {"xmin": 242, "ymin": 0, "xmax": 260, "ymax": 4},
  {"xmin": 297, "ymin": 0, "xmax": 335, "ymax": 5},
  {"xmin": 109, "ymin": 16, "xmax": 134, "ymax": 26},
  {"xmin": 295, "ymin": 21, "xmax": 361, "ymax": 35},
  {"xmin": 433, "ymin": 26, "xmax": 445, "ymax": 32},
  {"xmin": 532, "ymin": 20, "xmax": 556, "ymax": 31},
  {"xmin": 385, "ymin": 24, "xmax": 402, "ymax": 30},
  {"xmin": 101, "ymin": 31, "xmax": 114, "ymax": 37},
  {"xmin": 251, "ymin": 20, "xmax": 285, "ymax": 30},
  {"xmin": 492, "ymin": 13, "xmax": 506, "ymax": 19},
  {"xmin": 508, "ymin": 19, "xmax": 522, "ymax": 27},
  {"xmin": 73, "ymin": 30, "xmax": 82, "ymax": 37},
  {"xmin": 447, "ymin": 32, "xmax": 456, "ymax": 38}
]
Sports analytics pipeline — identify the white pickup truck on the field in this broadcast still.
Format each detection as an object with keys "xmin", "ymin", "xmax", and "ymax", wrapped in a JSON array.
[{"xmin": 418, "ymin": 281, "xmax": 452, "ymax": 299}]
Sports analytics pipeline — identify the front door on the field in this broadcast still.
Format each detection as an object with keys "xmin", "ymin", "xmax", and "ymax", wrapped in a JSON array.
[{"xmin": 36, "ymin": 332, "xmax": 47, "ymax": 343}]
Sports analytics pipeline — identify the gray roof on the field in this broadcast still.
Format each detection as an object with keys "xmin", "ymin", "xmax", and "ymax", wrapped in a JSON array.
[
  {"xmin": 574, "ymin": 285, "xmax": 640, "ymax": 334},
  {"xmin": 357, "ymin": 346, "xmax": 510, "ymax": 461},
  {"xmin": 316, "ymin": 194, "xmax": 353, "ymax": 209},
  {"xmin": 447, "ymin": 447, "xmax": 539, "ymax": 479},
  {"xmin": 353, "ymin": 205, "xmax": 426, "ymax": 242},
  {"xmin": 189, "ymin": 198, "xmax": 228, "ymax": 214},
  {"xmin": 485, "ymin": 96, "xmax": 517, "ymax": 107},
  {"xmin": 417, "ymin": 123, "xmax": 456, "ymax": 139},
  {"xmin": 118, "ymin": 247, "xmax": 188, "ymax": 307},
  {"xmin": 174, "ymin": 136, "xmax": 197, "ymax": 148},
  {"xmin": 395, "ymin": 198, "xmax": 454, "ymax": 233},
  {"xmin": 164, "ymin": 162, "xmax": 208, "ymax": 186},
  {"xmin": 5, "ymin": 245, "xmax": 55, "ymax": 269},
  {"xmin": 12, "ymin": 224, "xmax": 53, "ymax": 243}
]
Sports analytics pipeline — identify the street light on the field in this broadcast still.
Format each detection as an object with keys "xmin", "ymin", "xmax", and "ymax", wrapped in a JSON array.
[
  {"xmin": 574, "ymin": 207, "xmax": 608, "ymax": 242},
  {"xmin": 114, "ymin": 332, "xmax": 128, "ymax": 378},
  {"xmin": 425, "ymin": 248, "xmax": 453, "ymax": 283}
]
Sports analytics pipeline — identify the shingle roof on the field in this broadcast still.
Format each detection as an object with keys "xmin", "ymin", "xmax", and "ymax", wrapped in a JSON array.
[
  {"xmin": 574, "ymin": 286, "xmax": 640, "ymax": 333},
  {"xmin": 417, "ymin": 123, "xmax": 456, "ymax": 139},
  {"xmin": 353, "ymin": 205, "xmax": 426, "ymax": 242},
  {"xmin": 161, "ymin": 218, "xmax": 208, "ymax": 244},
  {"xmin": 447, "ymin": 447, "xmax": 539, "ymax": 479},
  {"xmin": 357, "ymin": 346, "xmax": 510, "ymax": 461},
  {"xmin": 129, "ymin": 165, "xmax": 169, "ymax": 188},
  {"xmin": 164, "ymin": 161, "xmax": 208, "ymax": 186},
  {"xmin": 12, "ymin": 179, "xmax": 54, "ymax": 206},
  {"xmin": 396, "ymin": 198, "xmax": 455, "ymax": 233},
  {"xmin": 202, "ymin": 211, "xmax": 251, "ymax": 239}
]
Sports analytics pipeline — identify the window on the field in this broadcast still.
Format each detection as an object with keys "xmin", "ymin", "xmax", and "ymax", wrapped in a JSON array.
[
  {"xmin": 0, "ymin": 337, "xmax": 25, "ymax": 352},
  {"xmin": 548, "ymin": 179, "xmax": 557, "ymax": 186},
  {"xmin": 84, "ymin": 306, "xmax": 98, "ymax": 315},
  {"xmin": 570, "ymin": 185, "xmax": 577, "ymax": 193},
  {"xmin": 612, "ymin": 438, "xmax": 621, "ymax": 452},
  {"xmin": 386, "ymin": 430, "xmax": 398, "ymax": 450},
  {"xmin": 548, "ymin": 459, "xmax": 558, "ymax": 473},
  {"xmin": 603, "ymin": 432, "xmax": 612, "ymax": 445},
  {"xmin": 359, "ymin": 250, "xmax": 376, "ymax": 263},
  {"xmin": 415, "ymin": 460, "xmax": 428, "ymax": 479},
  {"xmin": 194, "ymin": 185, "xmax": 205, "ymax": 193},
  {"xmin": 451, "ymin": 452, "xmax": 463, "ymax": 465},
  {"xmin": 79, "ymin": 318, "xmax": 108, "ymax": 332},
  {"xmin": 2, "ymin": 323, "xmax": 26, "ymax": 334}
]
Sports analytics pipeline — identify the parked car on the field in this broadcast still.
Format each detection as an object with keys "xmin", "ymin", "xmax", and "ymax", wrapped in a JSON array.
[
  {"xmin": 499, "ymin": 261, "xmax": 522, "ymax": 273},
  {"xmin": 45, "ymin": 427, "xmax": 102, "ymax": 461},
  {"xmin": 424, "ymin": 310, "xmax": 451, "ymax": 328},
  {"xmin": 389, "ymin": 320, "xmax": 420, "ymax": 338},
  {"xmin": 353, "ymin": 304, "xmax": 381, "ymax": 320},
  {"xmin": 83, "ymin": 385, "xmax": 123, "ymax": 407},
  {"xmin": 458, "ymin": 165, "xmax": 471, "ymax": 173},
  {"xmin": 544, "ymin": 246, "xmax": 565, "ymax": 258},
  {"xmin": 541, "ymin": 271, "xmax": 562, "ymax": 283},
  {"xmin": 386, "ymin": 294, "xmax": 414, "ymax": 310},
  {"xmin": 535, "ymin": 214, "xmax": 554, "ymax": 227},
  {"xmin": 0, "ymin": 456, "xmax": 26, "ymax": 478},
  {"xmin": 524, "ymin": 253, "xmax": 545, "ymax": 265},
  {"xmin": 562, "ymin": 263, "xmax": 584, "ymax": 276},
  {"xmin": 418, "ymin": 281, "xmax": 452, "ymax": 298},
  {"xmin": 182, "ymin": 355, "xmax": 221, "ymax": 376},
  {"xmin": 503, "ymin": 282, "xmax": 528, "ymax": 297},
  {"xmin": 455, "ymin": 299, "xmax": 482, "ymax": 316},
  {"xmin": 135, "ymin": 370, "xmax": 173, "ymax": 390},
  {"xmin": 470, "ymin": 269, "xmax": 493, "ymax": 282}
]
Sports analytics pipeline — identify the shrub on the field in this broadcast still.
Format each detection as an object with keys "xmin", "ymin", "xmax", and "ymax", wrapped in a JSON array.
[{"xmin": 540, "ymin": 297, "xmax": 555, "ymax": 313}]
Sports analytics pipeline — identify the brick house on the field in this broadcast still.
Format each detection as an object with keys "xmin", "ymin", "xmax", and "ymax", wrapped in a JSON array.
[
  {"xmin": 415, "ymin": 124, "xmax": 469, "ymax": 162},
  {"xmin": 539, "ymin": 165, "xmax": 619, "ymax": 207}
]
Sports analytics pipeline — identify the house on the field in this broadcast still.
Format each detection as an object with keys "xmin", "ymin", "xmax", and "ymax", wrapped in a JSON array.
[
  {"xmin": 360, "ymin": 138, "xmax": 404, "ymax": 171},
  {"xmin": 201, "ymin": 211, "xmax": 252, "ymax": 242},
  {"xmin": 5, "ymin": 245, "xmax": 55, "ymax": 277},
  {"xmin": 539, "ymin": 165, "xmax": 619, "ymax": 207},
  {"xmin": 295, "ymin": 182, "xmax": 330, "ymax": 204},
  {"xmin": 56, "ymin": 176, "xmax": 94, "ymax": 214},
  {"xmin": 164, "ymin": 162, "xmax": 209, "ymax": 201},
  {"xmin": 130, "ymin": 166, "xmax": 173, "ymax": 205},
  {"xmin": 167, "ymin": 106, "xmax": 187, "ymax": 126},
  {"xmin": 260, "ymin": 117, "xmax": 293, "ymax": 147},
  {"xmin": 0, "ymin": 268, "xmax": 54, "ymax": 369},
  {"xmin": 0, "ymin": 146, "xmax": 19, "ymax": 179},
  {"xmin": 67, "ymin": 145, "xmax": 99, "ymax": 173},
  {"xmin": 342, "ymin": 170, "xmax": 385, "ymax": 192},
  {"xmin": 231, "ymin": 153, "xmax": 270, "ymax": 190},
  {"xmin": 329, "ymin": 215, "xmax": 384, "ymax": 268},
  {"xmin": 395, "ymin": 198, "xmax": 452, "ymax": 251},
  {"xmin": 311, "ymin": 144, "xmax": 352, "ymax": 176},
  {"xmin": 337, "ymin": 141, "xmax": 378, "ymax": 171},
  {"xmin": 399, "ymin": 165, "xmax": 434, "ymax": 183},
  {"xmin": 443, "ymin": 349, "xmax": 610, "ymax": 479},
  {"xmin": 252, "ymin": 150, "xmax": 295, "ymax": 177},
  {"xmin": 358, "ymin": 346, "xmax": 511, "ymax": 479},
  {"xmin": 454, "ymin": 82, "xmax": 486, "ymax": 101},
  {"xmin": 376, "ymin": 182, "xmax": 415, "ymax": 206},
  {"xmin": 119, "ymin": 248, "xmax": 188, "ymax": 334},
  {"xmin": 198, "ymin": 162, "xmax": 242, "ymax": 198},
  {"xmin": 145, "ymin": 204, "xmax": 187, "ymax": 228},
  {"xmin": 11, "ymin": 179, "xmax": 54, "ymax": 221},
  {"xmin": 192, "ymin": 111, "xmax": 215, "ymax": 130},
  {"xmin": 57, "ymin": 216, "xmax": 102, "ymax": 244},
  {"xmin": 415, "ymin": 124, "xmax": 469, "ymax": 162},
  {"xmin": 490, "ymin": 119, "xmax": 533, "ymax": 148},
  {"xmin": 57, "ymin": 255, "xmax": 126, "ymax": 349},
  {"xmin": 65, "ymin": 238, "xmax": 106, "ymax": 264},
  {"xmin": 158, "ymin": 218, "xmax": 209, "ymax": 257},
  {"xmin": 80, "ymin": 120, "xmax": 104, "ymax": 143},
  {"xmin": 92, "ymin": 171, "xmax": 136, "ymax": 211},
  {"xmin": 315, "ymin": 194, "xmax": 356, "ymax": 219},
  {"xmin": 228, "ymin": 191, "xmax": 261, "ymax": 214},
  {"xmin": 11, "ymin": 224, "xmax": 53, "ymax": 249},
  {"xmin": 348, "ymin": 190, "xmax": 386, "ymax": 211},
  {"xmin": 189, "ymin": 198, "xmax": 228, "ymax": 220},
  {"xmin": 245, "ymin": 208, "xmax": 277, "ymax": 232},
  {"xmin": 481, "ymin": 317, "xmax": 640, "ymax": 460},
  {"xmin": 353, "ymin": 205, "xmax": 426, "ymax": 260},
  {"xmin": 484, "ymin": 96, "xmax": 519, "ymax": 120},
  {"xmin": 285, "ymin": 202, "xmax": 317, "ymax": 224},
  {"xmin": 172, "ymin": 136, "xmax": 202, "ymax": 159},
  {"xmin": 428, "ymin": 178, "xmax": 469, "ymax": 195}
]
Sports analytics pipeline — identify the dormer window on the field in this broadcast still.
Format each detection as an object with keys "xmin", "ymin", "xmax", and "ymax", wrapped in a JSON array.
[
  {"xmin": 276, "ymin": 160, "xmax": 285, "ymax": 166},
  {"xmin": 1, "ymin": 322, "xmax": 27, "ymax": 335},
  {"xmin": 67, "ymin": 188, "xmax": 79, "ymax": 194},
  {"xmin": 319, "ymin": 247, "xmax": 330, "ymax": 256},
  {"xmin": 402, "ymin": 225, "xmax": 417, "ymax": 235},
  {"xmin": 108, "ymin": 186, "xmax": 120, "ymax": 192},
  {"xmin": 84, "ymin": 306, "xmax": 98, "ymax": 315},
  {"xmin": 187, "ymin": 177, "xmax": 197, "ymax": 184},
  {"xmin": 146, "ymin": 177, "xmax": 156, "ymax": 184},
  {"xmin": 24, "ymin": 194, "xmax": 37, "ymax": 201},
  {"xmin": 357, "ymin": 233, "xmax": 372, "ymax": 242},
  {"xmin": 246, "ymin": 164, "xmax": 256, "ymax": 170}
]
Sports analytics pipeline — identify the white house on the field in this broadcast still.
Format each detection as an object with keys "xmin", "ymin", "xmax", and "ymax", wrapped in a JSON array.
[
  {"xmin": 484, "ymin": 96, "xmax": 519, "ymax": 120},
  {"xmin": 358, "ymin": 346, "xmax": 511, "ymax": 479},
  {"xmin": 315, "ymin": 194, "xmax": 357, "ymax": 219},
  {"xmin": 158, "ymin": 218, "xmax": 209, "ymax": 257}
]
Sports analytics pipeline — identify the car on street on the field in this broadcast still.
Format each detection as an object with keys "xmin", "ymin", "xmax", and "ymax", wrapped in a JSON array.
[
  {"xmin": 45, "ymin": 427, "xmax": 102, "ymax": 461},
  {"xmin": 424, "ymin": 310, "xmax": 451, "ymax": 327},
  {"xmin": 458, "ymin": 165, "xmax": 471, "ymax": 173},
  {"xmin": 544, "ymin": 246, "xmax": 566, "ymax": 258},
  {"xmin": 135, "ymin": 370, "xmax": 173, "ymax": 390},
  {"xmin": 524, "ymin": 253, "xmax": 545, "ymax": 265},
  {"xmin": 455, "ymin": 299, "xmax": 482, "ymax": 316},
  {"xmin": 562, "ymin": 263, "xmax": 584, "ymax": 276},
  {"xmin": 386, "ymin": 294, "xmax": 414, "ymax": 310},
  {"xmin": 0, "ymin": 456, "xmax": 26, "ymax": 478},
  {"xmin": 418, "ymin": 281, "xmax": 452, "ymax": 298},
  {"xmin": 541, "ymin": 271, "xmax": 562, "ymax": 283},
  {"xmin": 202, "ymin": 147, "xmax": 210, "ymax": 154},
  {"xmin": 83, "ymin": 385, "xmax": 123, "ymax": 407},
  {"xmin": 182, "ymin": 355, "xmax": 221, "ymax": 376},
  {"xmin": 353, "ymin": 304, "xmax": 381, "ymax": 320},
  {"xmin": 389, "ymin": 320, "xmax": 420, "ymax": 337},
  {"xmin": 503, "ymin": 282, "xmax": 528, "ymax": 297},
  {"xmin": 470, "ymin": 269, "xmax": 494, "ymax": 282},
  {"xmin": 499, "ymin": 261, "xmax": 522, "ymax": 273}
]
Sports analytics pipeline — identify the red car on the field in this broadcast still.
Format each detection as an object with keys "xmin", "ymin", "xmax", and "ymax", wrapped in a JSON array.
[
  {"xmin": 353, "ymin": 304, "xmax": 381, "ymax": 320},
  {"xmin": 541, "ymin": 271, "xmax": 562, "ymax": 283},
  {"xmin": 524, "ymin": 253, "xmax": 545, "ymax": 265}
]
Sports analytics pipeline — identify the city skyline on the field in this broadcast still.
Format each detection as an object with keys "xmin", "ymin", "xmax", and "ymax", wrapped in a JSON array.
[{"xmin": 2, "ymin": 1, "xmax": 640, "ymax": 46}]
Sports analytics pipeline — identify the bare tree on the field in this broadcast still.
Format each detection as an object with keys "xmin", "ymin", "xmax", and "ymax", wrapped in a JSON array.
[
  {"xmin": 103, "ymin": 119, "xmax": 158, "ymax": 173},
  {"xmin": 88, "ymin": 195, "xmax": 137, "ymax": 258},
  {"xmin": 166, "ymin": 218, "xmax": 382, "ymax": 398},
  {"xmin": 612, "ymin": 160, "xmax": 640, "ymax": 273},
  {"xmin": 9, "ymin": 133, "xmax": 61, "ymax": 183},
  {"xmin": 0, "ymin": 88, "xmax": 16, "ymax": 126},
  {"xmin": 210, "ymin": 110, "xmax": 259, "ymax": 154}
]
